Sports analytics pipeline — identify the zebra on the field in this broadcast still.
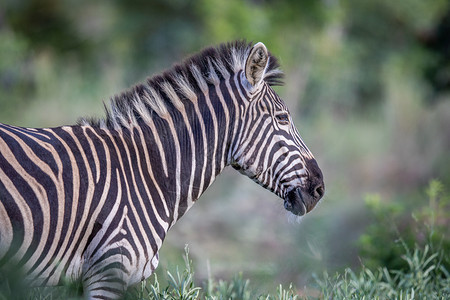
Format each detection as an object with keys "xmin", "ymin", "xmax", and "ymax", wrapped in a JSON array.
[{"xmin": 0, "ymin": 41, "xmax": 324, "ymax": 299}]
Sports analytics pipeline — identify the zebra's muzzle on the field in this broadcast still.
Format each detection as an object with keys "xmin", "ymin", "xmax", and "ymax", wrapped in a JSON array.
[{"xmin": 284, "ymin": 159, "xmax": 325, "ymax": 216}]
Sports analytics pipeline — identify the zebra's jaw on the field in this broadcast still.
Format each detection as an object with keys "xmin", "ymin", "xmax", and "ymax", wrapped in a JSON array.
[{"xmin": 230, "ymin": 160, "xmax": 263, "ymax": 180}]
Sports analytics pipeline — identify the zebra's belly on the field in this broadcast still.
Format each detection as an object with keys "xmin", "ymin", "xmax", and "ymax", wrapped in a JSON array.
[{"xmin": 15, "ymin": 250, "xmax": 85, "ymax": 287}]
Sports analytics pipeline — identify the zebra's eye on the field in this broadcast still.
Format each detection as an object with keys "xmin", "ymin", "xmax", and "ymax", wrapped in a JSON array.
[{"xmin": 275, "ymin": 113, "xmax": 289, "ymax": 125}]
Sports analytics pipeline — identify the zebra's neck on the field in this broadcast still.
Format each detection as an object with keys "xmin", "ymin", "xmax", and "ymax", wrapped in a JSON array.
[
  {"xmin": 99, "ymin": 76, "xmax": 239, "ymax": 226},
  {"xmin": 76, "ymin": 41, "xmax": 277, "ymax": 225}
]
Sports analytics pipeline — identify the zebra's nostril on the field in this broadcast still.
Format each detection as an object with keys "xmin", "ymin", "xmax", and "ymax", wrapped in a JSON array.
[{"xmin": 314, "ymin": 184, "xmax": 324, "ymax": 200}]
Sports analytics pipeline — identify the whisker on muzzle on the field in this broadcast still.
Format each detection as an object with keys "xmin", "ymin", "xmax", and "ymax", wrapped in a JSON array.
[{"xmin": 286, "ymin": 211, "xmax": 304, "ymax": 224}]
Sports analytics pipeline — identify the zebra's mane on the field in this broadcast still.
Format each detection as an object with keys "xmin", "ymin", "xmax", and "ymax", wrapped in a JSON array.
[{"xmin": 79, "ymin": 40, "xmax": 283, "ymax": 129}]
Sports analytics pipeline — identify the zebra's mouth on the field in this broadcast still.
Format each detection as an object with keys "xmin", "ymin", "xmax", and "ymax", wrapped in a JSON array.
[
  {"xmin": 284, "ymin": 185, "xmax": 323, "ymax": 216},
  {"xmin": 284, "ymin": 188, "xmax": 307, "ymax": 216}
]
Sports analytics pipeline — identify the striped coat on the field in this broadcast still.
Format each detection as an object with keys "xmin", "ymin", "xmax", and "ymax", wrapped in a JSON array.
[{"xmin": 0, "ymin": 41, "xmax": 324, "ymax": 299}]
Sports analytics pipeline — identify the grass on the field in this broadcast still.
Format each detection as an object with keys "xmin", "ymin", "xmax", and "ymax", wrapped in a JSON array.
[
  {"xmin": 124, "ymin": 243, "xmax": 449, "ymax": 300},
  {"xmin": 124, "ymin": 246, "xmax": 299, "ymax": 300},
  {"xmin": 311, "ymin": 244, "xmax": 449, "ymax": 300},
  {"xmin": 4, "ymin": 241, "xmax": 446, "ymax": 299}
]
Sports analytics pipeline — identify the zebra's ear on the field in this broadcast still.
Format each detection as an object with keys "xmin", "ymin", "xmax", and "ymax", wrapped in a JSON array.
[{"xmin": 244, "ymin": 42, "xmax": 269, "ymax": 87}]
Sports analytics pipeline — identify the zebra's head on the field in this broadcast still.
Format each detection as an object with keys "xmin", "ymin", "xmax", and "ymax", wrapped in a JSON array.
[{"xmin": 231, "ymin": 42, "xmax": 324, "ymax": 216}]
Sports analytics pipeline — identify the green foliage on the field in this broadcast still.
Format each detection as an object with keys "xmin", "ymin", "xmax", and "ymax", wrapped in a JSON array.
[
  {"xmin": 0, "ymin": 267, "xmax": 84, "ymax": 300},
  {"xmin": 358, "ymin": 180, "xmax": 450, "ymax": 271},
  {"xmin": 312, "ymin": 244, "xmax": 449, "ymax": 299},
  {"xmin": 122, "ymin": 242, "xmax": 450, "ymax": 299},
  {"xmin": 3, "ymin": 0, "xmax": 91, "ymax": 56},
  {"xmin": 205, "ymin": 273, "xmax": 252, "ymax": 300},
  {"xmin": 0, "ymin": 29, "xmax": 35, "ymax": 119},
  {"xmin": 0, "ymin": 264, "xmax": 31, "ymax": 300},
  {"xmin": 3, "ymin": 0, "xmax": 449, "ymax": 110},
  {"xmin": 126, "ymin": 243, "xmax": 448, "ymax": 299},
  {"xmin": 125, "ymin": 246, "xmax": 298, "ymax": 300},
  {"xmin": 125, "ymin": 246, "xmax": 200, "ymax": 300}
]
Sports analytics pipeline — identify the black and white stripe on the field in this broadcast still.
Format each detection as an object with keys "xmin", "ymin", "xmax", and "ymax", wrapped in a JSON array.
[{"xmin": 0, "ymin": 41, "xmax": 324, "ymax": 299}]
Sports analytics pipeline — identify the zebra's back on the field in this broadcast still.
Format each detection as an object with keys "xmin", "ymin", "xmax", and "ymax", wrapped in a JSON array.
[{"xmin": 0, "ymin": 123, "xmax": 116, "ymax": 285}]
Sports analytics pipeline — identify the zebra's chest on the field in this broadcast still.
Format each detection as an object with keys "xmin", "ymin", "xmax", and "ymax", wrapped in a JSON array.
[{"xmin": 76, "ymin": 201, "xmax": 162, "ymax": 282}]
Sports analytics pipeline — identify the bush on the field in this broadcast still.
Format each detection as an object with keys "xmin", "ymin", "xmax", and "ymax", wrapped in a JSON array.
[
  {"xmin": 311, "ymin": 243, "xmax": 449, "ymax": 299},
  {"xmin": 129, "ymin": 242, "xmax": 449, "ymax": 299},
  {"xmin": 358, "ymin": 179, "xmax": 450, "ymax": 271}
]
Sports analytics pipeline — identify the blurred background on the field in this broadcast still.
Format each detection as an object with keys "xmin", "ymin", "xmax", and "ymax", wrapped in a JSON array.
[{"xmin": 1, "ymin": 0, "xmax": 449, "ymax": 295}]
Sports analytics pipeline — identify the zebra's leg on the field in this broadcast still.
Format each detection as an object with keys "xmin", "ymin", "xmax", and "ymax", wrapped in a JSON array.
[
  {"xmin": 83, "ymin": 276, "xmax": 127, "ymax": 300},
  {"xmin": 81, "ymin": 246, "xmax": 132, "ymax": 300}
]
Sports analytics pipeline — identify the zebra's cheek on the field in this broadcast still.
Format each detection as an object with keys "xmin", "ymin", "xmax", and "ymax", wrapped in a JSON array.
[{"xmin": 243, "ymin": 164, "xmax": 263, "ymax": 180}]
